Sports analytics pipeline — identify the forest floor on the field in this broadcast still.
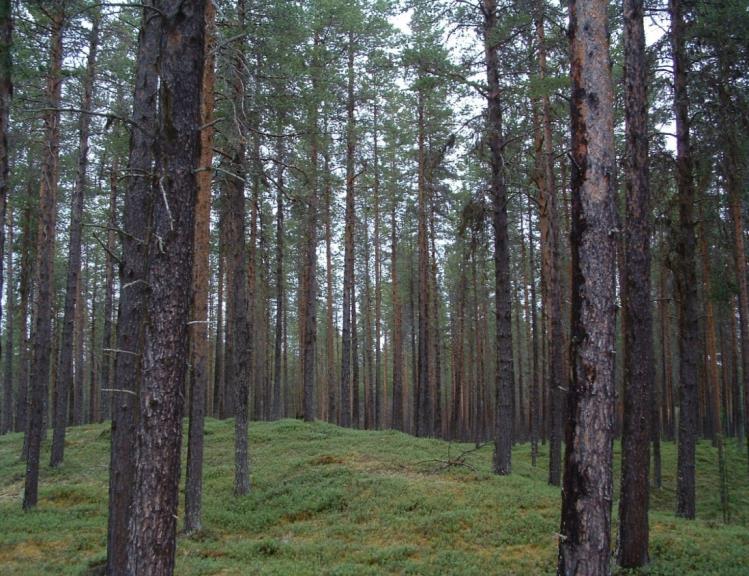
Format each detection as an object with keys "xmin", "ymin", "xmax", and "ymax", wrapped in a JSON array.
[{"xmin": 0, "ymin": 419, "xmax": 748, "ymax": 575}]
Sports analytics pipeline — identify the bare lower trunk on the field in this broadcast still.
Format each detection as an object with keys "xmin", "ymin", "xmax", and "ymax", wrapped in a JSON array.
[{"xmin": 557, "ymin": 0, "xmax": 617, "ymax": 573}]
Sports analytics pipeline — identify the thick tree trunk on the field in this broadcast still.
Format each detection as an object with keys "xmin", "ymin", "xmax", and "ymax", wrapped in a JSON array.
[
  {"xmin": 557, "ymin": 0, "xmax": 617, "ymax": 573},
  {"xmin": 670, "ymin": 0, "xmax": 699, "ymax": 520},
  {"xmin": 184, "ymin": 0, "xmax": 215, "ymax": 535},
  {"xmin": 50, "ymin": 10, "xmax": 99, "ymax": 466},
  {"xmin": 23, "ymin": 1, "xmax": 64, "ymax": 510},
  {"xmin": 106, "ymin": 2, "xmax": 159, "ymax": 570},
  {"xmin": 126, "ymin": 2, "xmax": 204, "ymax": 573},
  {"xmin": 618, "ymin": 0, "xmax": 652, "ymax": 567},
  {"xmin": 483, "ymin": 0, "xmax": 514, "ymax": 472}
]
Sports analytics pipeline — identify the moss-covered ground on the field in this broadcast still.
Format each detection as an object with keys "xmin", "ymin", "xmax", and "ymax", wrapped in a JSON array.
[{"xmin": 1, "ymin": 418, "xmax": 747, "ymax": 574}]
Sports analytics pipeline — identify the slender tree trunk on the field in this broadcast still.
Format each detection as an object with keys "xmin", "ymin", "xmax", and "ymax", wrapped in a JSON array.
[
  {"xmin": 274, "ymin": 113, "xmax": 286, "ymax": 421},
  {"xmin": 558, "ymin": 0, "xmax": 617, "ymax": 573},
  {"xmin": 50, "ymin": 10, "xmax": 99, "ymax": 466},
  {"xmin": 533, "ymin": 2, "xmax": 564, "ymax": 487},
  {"xmin": 106, "ymin": 2, "xmax": 159, "ymax": 569},
  {"xmin": 373, "ymin": 100, "xmax": 382, "ymax": 428},
  {"xmin": 126, "ymin": 2, "xmax": 204, "ymax": 573},
  {"xmin": 213, "ymin": 244, "xmax": 225, "ymax": 419},
  {"xmin": 184, "ymin": 0, "xmax": 215, "ymax": 534},
  {"xmin": 2, "ymin": 204, "xmax": 12, "ymax": 433},
  {"xmin": 391, "ymin": 191, "xmax": 403, "ymax": 431},
  {"xmin": 415, "ymin": 87, "xmax": 431, "ymax": 438},
  {"xmin": 483, "ymin": 0, "xmax": 514, "ymax": 472},
  {"xmin": 618, "ymin": 0, "xmax": 653, "ymax": 566},
  {"xmin": 23, "ymin": 1, "xmax": 64, "ymax": 510},
  {"xmin": 15, "ymin": 200, "xmax": 32, "ymax": 434},
  {"xmin": 73, "ymin": 261, "xmax": 86, "ymax": 426},
  {"xmin": 670, "ymin": 0, "xmax": 699, "ymax": 520},
  {"xmin": 98, "ymin": 162, "xmax": 117, "ymax": 424},
  {"xmin": 0, "ymin": 0, "xmax": 11, "ymax": 433},
  {"xmin": 88, "ymin": 263, "xmax": 98, "ymax": 425}
]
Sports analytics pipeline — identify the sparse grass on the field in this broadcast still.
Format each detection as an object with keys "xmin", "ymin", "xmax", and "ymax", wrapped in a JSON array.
[{"xmin": 0, "ymin": 419, "xmax": 747, "ymax": 575}]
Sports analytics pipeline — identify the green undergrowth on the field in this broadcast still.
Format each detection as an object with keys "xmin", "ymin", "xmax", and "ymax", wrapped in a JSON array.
[{"xmin": 0, "ymin": 419, "xmax": 747, "ymax": 574}]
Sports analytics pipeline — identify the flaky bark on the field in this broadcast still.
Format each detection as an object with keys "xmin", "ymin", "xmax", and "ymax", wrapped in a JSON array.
[
  {"xmin": 557, "ymin": 0, "xmax": 617, "ymax": 573},
  {"xmin": 126, "ymin": 2, "xmax": 204, "ymax": 573},
  {"xmin": 106, "ymin": 2, "xmax": 159, "ymax": 570}
]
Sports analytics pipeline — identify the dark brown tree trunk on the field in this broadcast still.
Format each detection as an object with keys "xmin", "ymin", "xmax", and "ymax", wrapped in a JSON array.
[
  {"xmin": 483, "ymin": 0, "xmax": 514, "ymax": 472},
  {"xmin": 23, "ymin": 1, "xmax": 64, "ymax": 510},
  {"xmin": 618, "ymin": 0, "xmax": 652, "ymax": 566},
  {"xmin": 50, "ymin": 10, "xmax": 99, "ymax": 466},
  {"xmin": 670, "ymin": 0, "xmax": 699, "ymax": 520},
  {"xmin": 557, "ymin": 0, "xmax": 617, "ymax": 573},
  {"xmin": 126, "ymin": 2, "xmax": 204, "ymax": 573},
  {"xmin": 184, "ymin": 0, "xmax": 215, "ymax": 534},
  {"xmin": 106, "ymin": 2, "xmax": 159, "ymax": 569}
]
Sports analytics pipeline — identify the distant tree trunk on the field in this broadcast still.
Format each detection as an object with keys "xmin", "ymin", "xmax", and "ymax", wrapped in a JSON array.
[
  {"xmin": 2, "ymin": 204, "xmax": 12, "ymax": 433},
  {"xmin": 213, "ymin": 244, "xmax": 224, "ymax": 419},
  {"xmin": 533, "ymin": 1, "xmax": 564, "ymax": 487},
  {"xmin": 274, "ymin": 114, "xmax": 286, "ymax": 421},
  {"xmin": 302, "ymin": 32, "xmax": 322, "ymax": 424},
  {"xmin": 23, "ymin": 1, "xmax": 64, "ymax": 510},
  {"xmin": 184, "ymin": 0, "xmax": 215, "ymax": 535},
  {"xmin": 340, "ymin": 34, "xmax": 357, "ymax": 429},
  {"xmin": 558, "ymin": 0, "xmax": 617, "ymax": 573},
  {"xmin": 364, "ymin": 206, "xmax": 375, "ymax": 430},
  {"xmin": 50, "ymin": 10, "xmax": 99, "ymax": 466},
  {"xmin": 670, "ymin": 0, "xmax": 699, "ymax": 520},
  {"xmin": 483, "ymin": 0, "xmax": 514, "ymax": 472},
  {"xmin": 88, "ymin": 265, "xmax": 98, "ymax": 425},
  {"xmin": 73, "ymin": 262, "xmax": 86, "ymax": 426},
  {"xmin": 98, "ymin": 162, "xmax": 117, "ymax": 424},
  {"xmin": 391, "ymin": 190, "xmax": 403, "ymax": 431},
  {"xmin": 352, "ymin": 274, "xmax": 360, "ymax": 427},
  {"xmin": 618, "ymin": 0, "xmax": 652, "ymax": 567},
  {"xmin": 0, "ymin": 0, "xmax": 11, "ymax": 433},
  {"xmin": 373, "ymin": 100, "xmax": 382, "ymax": 428},
  {"xmin": 415, "ymin": 87, "xmax": 431, "ymax": 438},
  {"xmin": 527, "ymin": 197, "xmax": 540, "ymax": 466},
  {"xmin": 15, "ymin": 200, "xmax": 33, "ymax": 434},
  {"xmin": 106, "ymin": 2, "xmax": 159, "ymax": 570},
  {"xmin": 697, "ymin": 202, "xmax": 729, "ymax": 520},
  {"xmin": 126, "ymin": 1, "xmax": 204, "ymax": 573}
]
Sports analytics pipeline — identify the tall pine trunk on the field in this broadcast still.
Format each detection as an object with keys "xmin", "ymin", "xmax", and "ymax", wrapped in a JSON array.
[
  {"xmin": 557, "ymin": 0, "xmax": 617, "ymax": 572},
  {"xmin": 618, "ymin": 0, "xmax": 653, "ymax": 566},
  {"xmin": 23, "ymin": 1, "xmax": 64, "ymax": 510},
  {"xmin": 126, "ymin": 2, "xmax": 204, "ymax": 573}
]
